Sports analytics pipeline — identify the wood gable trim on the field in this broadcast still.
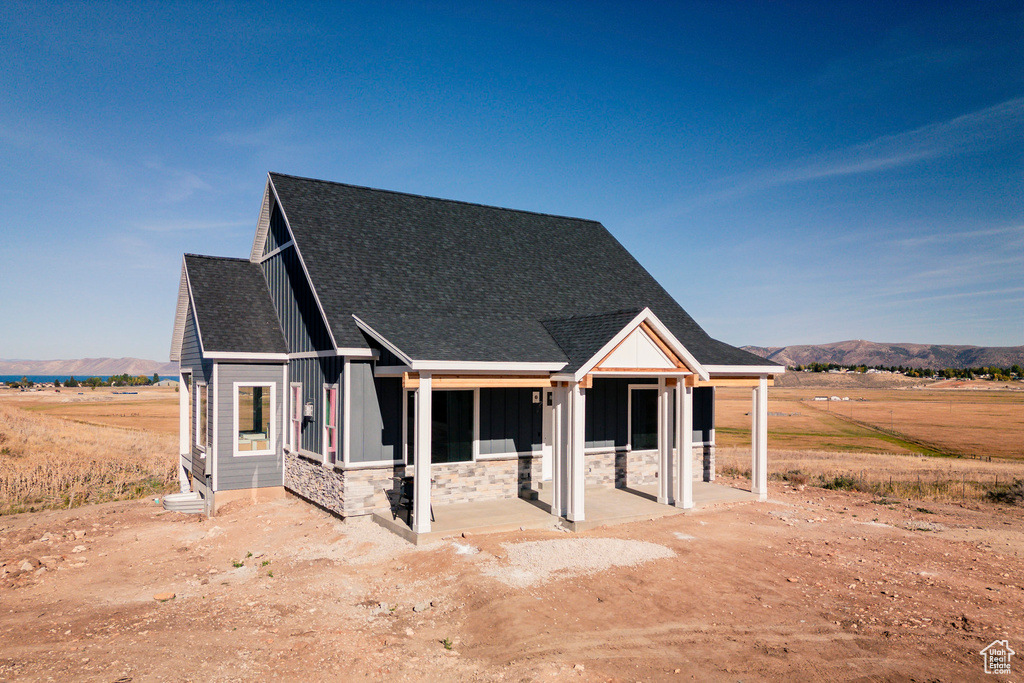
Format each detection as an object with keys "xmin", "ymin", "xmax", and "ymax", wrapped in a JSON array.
[{"xmin": 574, "ymin": 308, "xmax": 709, "ymax": 381}]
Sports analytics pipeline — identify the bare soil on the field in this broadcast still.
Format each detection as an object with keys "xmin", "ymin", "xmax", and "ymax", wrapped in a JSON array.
[{"xmin": 3, "ymin": 481, "xmax": 1023, "ymax": 682}]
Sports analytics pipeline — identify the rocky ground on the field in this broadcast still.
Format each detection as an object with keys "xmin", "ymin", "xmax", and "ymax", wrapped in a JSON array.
[{"xmin": 2, "ymin": 479, "xmax": 1023, "ymax": 682}]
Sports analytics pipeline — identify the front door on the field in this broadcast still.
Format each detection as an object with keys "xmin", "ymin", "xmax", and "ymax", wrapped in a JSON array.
[{"xmin": 541, "ymin": 389, "xmax": 553, "ymax": 481}]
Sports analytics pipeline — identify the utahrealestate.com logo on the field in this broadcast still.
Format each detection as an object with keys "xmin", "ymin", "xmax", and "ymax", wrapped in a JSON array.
[{"xmin": 981, "ymin": 640, "xmax": 1015, "ymax": 675}]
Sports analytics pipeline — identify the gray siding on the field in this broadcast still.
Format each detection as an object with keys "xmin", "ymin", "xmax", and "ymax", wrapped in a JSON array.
[
  {"xmin": 261, "ymin": 207, "xmax": 333, "ymax": 353},
  {"xmin": 349, "ymin": 362, "xmax": 401, "ymax": 463},
  {"xmin": 289, "ymin": 356, "xmax": 342, "ymax": 457},
  {"xmin": 215, "ymin": 363, "xmax": 285, "ymax": 491},
  {"xmin": 583, "ymin": 378, "xmax": 715, "ymax": 448},
  {"xmin": 479, "ymin": 388, "xmax": 542, "ymax": 455}
]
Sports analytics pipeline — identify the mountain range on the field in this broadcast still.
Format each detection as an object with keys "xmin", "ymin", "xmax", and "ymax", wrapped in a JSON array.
[
  {"xmin": 741, "ymin": 340, "xmax": 1024, "ymax": 370},
  {"xmin": 0, "ymin": 358, "xmax": 179, "ymax": 377}
]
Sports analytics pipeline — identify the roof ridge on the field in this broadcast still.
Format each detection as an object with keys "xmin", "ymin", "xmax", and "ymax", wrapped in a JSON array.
[
  {"xmin": 184, "ymin": 253, "xmax": 251, "ymax": 263},
  {"xmin": 269, "ymin": 172, "xmax": 602, "ymax": 225}
]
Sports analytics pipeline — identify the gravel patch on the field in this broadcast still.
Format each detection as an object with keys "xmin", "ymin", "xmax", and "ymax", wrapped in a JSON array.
[
  {"xmin": 290, "ymin": 517, "xmax": 440, "ymax": 565},
  {"xmin": 481, "ymin": 538, "xmax": 675, "ymax": 588}
]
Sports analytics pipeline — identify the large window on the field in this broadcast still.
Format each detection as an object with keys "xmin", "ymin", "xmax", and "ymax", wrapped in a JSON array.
[
  {"xmin": 323, "ymin": 384, "xmax": 338, "ymax": 464},
  {"xmin": 196, "ymin": 382, "xmax": 208, "ymax": 452},
  {"xmin": 405, "ymin": 389, "xmax": 475, "ymax": 464},
  {"xmin": 290, "ymin": 384, "xmax": 303, "ymax": 452},
  {"xmin": 629, "ymin": 386, "xmax": 658, "ymax": 451},
  {"xmin": 432, "ymin": 390, "xmax": 473, "ymax": 463},
  {"xmin": 235, "ymin": 383, "xmax": 275, "ymax": 456}
]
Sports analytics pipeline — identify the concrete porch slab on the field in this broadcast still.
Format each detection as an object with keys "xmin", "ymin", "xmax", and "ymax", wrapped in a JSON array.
[
  {"xmin": 372, "ymin": 481, "xmax": 759, "ymax": 544},
  {"xmin": 371, "ymin": 496, "xmax": 558, "ymax": 545}
]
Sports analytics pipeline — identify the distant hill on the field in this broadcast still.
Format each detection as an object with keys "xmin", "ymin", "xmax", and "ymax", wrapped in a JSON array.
[
  {"xmin": 741, "ymin": 340, "xmax": 1024, "ymax": 370},
  {"xmin": 0, "ymin": 358, "xmax": 179, "ymax": 377}
]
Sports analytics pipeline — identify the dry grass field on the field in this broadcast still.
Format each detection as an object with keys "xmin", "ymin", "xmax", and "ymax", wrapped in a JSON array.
[
  {"xmin": 715, "ymin": 379, "xmax": 1024, "ymax": 503},
  {"xmin": 0, "ymin": 387, "xmax": 178, "ymax": 515}
]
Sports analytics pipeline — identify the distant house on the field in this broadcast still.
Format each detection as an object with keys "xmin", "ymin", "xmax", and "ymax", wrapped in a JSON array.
[
  {"xmin": 154, "ymin": 379, "xmax": 179, "ymax": 387},
  {"xmin": 170, "ymin": 173, "xmax": 783, "ymax": 533}
]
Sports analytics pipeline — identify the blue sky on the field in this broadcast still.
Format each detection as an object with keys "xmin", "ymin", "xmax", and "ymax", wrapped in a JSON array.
[{"xmin": 1, "ymin": 1, "xmax": 1021, "ymax": 360}]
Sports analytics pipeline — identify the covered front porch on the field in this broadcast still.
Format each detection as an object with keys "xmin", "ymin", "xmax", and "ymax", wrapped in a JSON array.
[
  {"xmin": 372, "ymin": 480, "xmax": 759, "ymax": 544},
  {"xmin": 361, "ymin": 308, "xmax": 777, "ymax": 543}
]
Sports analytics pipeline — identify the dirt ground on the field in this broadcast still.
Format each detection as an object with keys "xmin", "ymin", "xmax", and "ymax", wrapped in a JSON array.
[{"xmin": 3, "ymin": 480, "xmax": 1023, "ymax": 682}]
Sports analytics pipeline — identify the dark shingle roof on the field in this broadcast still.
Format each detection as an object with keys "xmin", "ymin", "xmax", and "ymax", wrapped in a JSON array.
[
  {"xmin": 270, "ymin": 172, "xmax": 772, "ymax": 368},
  {"xmin": 541, "ymin": 309, "xmax": 645, "ymax": 373},
  {"xmin": 185, "ymin": 254, "xmax": 287, "ymax": 354}
]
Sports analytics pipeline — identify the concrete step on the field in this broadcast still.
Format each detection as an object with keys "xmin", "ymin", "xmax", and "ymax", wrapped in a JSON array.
[{"xmin": 162, "ymin": 492, "xmax": 205, "ymax": 514}]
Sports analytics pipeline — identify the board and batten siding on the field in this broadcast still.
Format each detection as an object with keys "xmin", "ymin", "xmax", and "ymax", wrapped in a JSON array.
[
  {"xmin": 289, "ymin": 356, "xmax": 342, "ymax": 457},
  {"xmin": 479, "ymin": 388, "xmax": 542, "ymax": 455},
  {"xmin": 584, "ymin": 378, "xmax": 712, "ymax": 449},
  {"xmin": 215, "ymin": 363, "xmax": 285, "ymax": 491},
  {"xmin": 260, "ymin": 205, "xmax": 333, "ymax": 354},
  {"xmin": 349, "ymin": 362, "xmax": 401, "ymax": 463}
]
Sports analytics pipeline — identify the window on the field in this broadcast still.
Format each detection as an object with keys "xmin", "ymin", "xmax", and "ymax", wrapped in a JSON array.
[
  {"xmin": 196, "ymin": 383, "xmax": 208, "ymax": 452},
  {"xmin": 290, "ymin": 384, "xmax": 303, "ymax": 452},
  {"xmin": 404, "ymin": 389, "xmax": 476, "ymax": 464},
  {"xmin": 629, "ymin": 386, "xmax": 658, "ymax": 451},
  {"xmin": 323, "ymin": 384, "xmax": 338, "ymax": 464},
  {"xmin": 431, "ymin": 390, "xmax": 473, "ymax": 463},
  {"xmin": 235, "ymin": 383, "xmax": 275, "ymax": 456}
]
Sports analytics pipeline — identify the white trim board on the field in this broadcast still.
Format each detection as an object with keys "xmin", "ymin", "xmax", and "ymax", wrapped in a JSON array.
[{"xmin": 704, "ymin": 365, "xmax": 786, "ymax": 375}]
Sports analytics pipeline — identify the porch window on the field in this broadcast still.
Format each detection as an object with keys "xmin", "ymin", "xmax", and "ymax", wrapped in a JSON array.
[
  {"xmin": 406, "ymin": 389, "xmax": 474, "ymax": 464},
  {"xmin": 431, "ymin": 390, "xmax": 473, "ymax": 463},
  {"xmin": 235, "ymin": 383, "xmax": 275, "ymax": 456},
  {"xmin": 290, "ymin": 384, "xmax": 303, "ymax": 452},
  {"xmin": 629, "ymin": 386, "xmax": 658, "ymax": 451},
  {"xmin": 323, "ymin": 384, "xmax": 338, "ymax": 464},
  {"xmin": 196, "ymin": 383, "xmax": 208, "ymax": 452}
]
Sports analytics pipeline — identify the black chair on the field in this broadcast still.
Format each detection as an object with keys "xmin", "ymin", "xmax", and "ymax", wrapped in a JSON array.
[{"xmin": 385, "ymin": 475, "xmax": 434, "ymax": 523}]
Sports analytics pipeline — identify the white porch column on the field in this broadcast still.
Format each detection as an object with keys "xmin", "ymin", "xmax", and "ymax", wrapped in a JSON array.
[
  {"xmin": 550, "ymin": 384, "xmax": 567, "ymax": 518},
  {"xmin": 675, "ymin": 382, "xmax": 693, "ymax": 509},
  {"xmin": 178, "ymin": 371, "xmax": 190, "ymax": 493},
  {"xmin": 413, "ymin": 373, "xmax": 433, "ymax": 533},
  {"xmin": 566, "ymin": 381, "xmax": 586, "ymax": 523},
  {"xmin": 751, "ymin": 376, "xmax": 768, "ymax": 501},
  {"xmin": 656, "ymin": 378, "xmax": 673, "ymax": 505}
]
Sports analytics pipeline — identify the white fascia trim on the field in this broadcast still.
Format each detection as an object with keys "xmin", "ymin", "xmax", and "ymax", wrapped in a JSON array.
[
  {"xmin": 351, "ymin": 315, "xmax": 413, "ymax": 365},
  {"xmin": 249, "ymin": 182, "xmax": 274, "ymax": 262},
  {"xmin": 266, "ymin": 176, "xmax": 340, "ymax": 350},
  {"xmin": 257, "ymin": 240, "xmax": 294, "ymax": 263},
  {"xmin": 211, "ymin": 363, "xmax": 219, "ymax": 491},
  {"xmin": 204, "ymin": 351, "xmax": 289, "ymax": 361},
  {"xmin": 290, "ymin": 349, "xmax": 378, "ymax": 360},
  {"xmin": 573, "ymin": 307, "xmax": 709, "ymax": 382},
  {"xmin": 704, "ymin": 365, "xmax": 786, "ymax": 375},
  {"xmin": 589, "ymin": 370, "xmax": 693, "ymax": 377},
  {"xmin": 410, "ymin": 360, "xmax": 566, "ymax": 372}
]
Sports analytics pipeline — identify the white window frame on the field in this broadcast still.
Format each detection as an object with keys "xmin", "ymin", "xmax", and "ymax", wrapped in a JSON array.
[
  {"xmin": 195, "ymin": 381, "xmax": 208, "ymax": 455},
  {"xmin": 289, "ymin": 382, "xmax": 303, "ymax": 453},
  {"xmin": 627, "ymin": 383, "xmax": 658, "ymax": 452},
  {"xmin": 402, "ymin": 387, "xmax": 482, "ymax": 465},
  {"xmin": 323, "ymin": 383, "xmax": 339, "ymax": 465},
  {"xmin": 233, "ymin": 382, "xmax": 276, "ymax": 458}
]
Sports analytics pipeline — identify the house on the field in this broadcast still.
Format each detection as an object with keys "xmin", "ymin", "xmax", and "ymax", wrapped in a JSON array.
[{"xmin": 169, "ymin": 172, "xmax": 783, "ymax": 534}]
